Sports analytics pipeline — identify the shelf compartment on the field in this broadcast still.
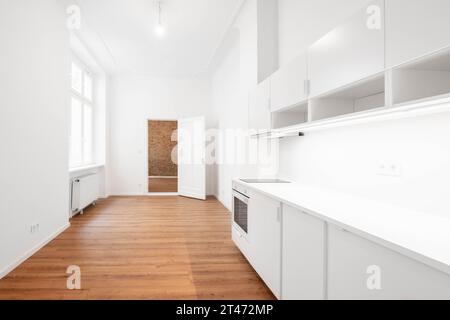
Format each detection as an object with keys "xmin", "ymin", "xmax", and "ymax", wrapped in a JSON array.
[
  {"xmin": 271, "ymin": 101, "xmax": 308, "ymax": 130},
  {"xmin": 310, "ymin": 74, "xmax": 386, "ymax": 121},
  {"xmin": 392, "ymin": 48, "xmax": 450, "ymax": 105},
  {"xmin": 275, "ymin": 94, "xmax": 450, "ymax": 136}
]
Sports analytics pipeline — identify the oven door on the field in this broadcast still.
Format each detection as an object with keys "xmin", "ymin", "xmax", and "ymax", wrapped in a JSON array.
[{"xmin": 233, "ymin": 190, "xmax": 249, "ymax": 235}]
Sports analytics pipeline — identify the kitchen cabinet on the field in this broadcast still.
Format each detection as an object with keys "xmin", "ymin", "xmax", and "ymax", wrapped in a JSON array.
[
  {"xmin": 248, "ymin": 190, "xmax": 281, "ymax": 298},
  {"xmin": 308, "ymin": 0, "xmax": 385, "ymax": 97},
  {"xmin": 386, "ymin": 0, "xmax": 450, "ymax": 68},
  {"xmin": 248, "ymin": 78, "xmax": 271, "ymax": 132},
  {"xmin": 282, "ymin": 205, "xmax": 325, "ymax": 300},
  {"xmin": 271, "ymin": 52, "xmax": 308, "ymax": 112},
  {"xmin": 327, "ymin": 225, "xmax": 450, "ymax": 300}
]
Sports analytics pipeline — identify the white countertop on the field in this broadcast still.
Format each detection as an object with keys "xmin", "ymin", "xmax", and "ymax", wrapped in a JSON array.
[{"xmin": 234, "ymin": 179, "xmax": 450, "ymax": 276}]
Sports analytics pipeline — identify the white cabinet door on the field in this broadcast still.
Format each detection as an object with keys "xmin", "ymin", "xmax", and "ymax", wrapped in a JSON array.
[
  {"xmin": 328, "ymin": 225, "xmax": 450, "ymax": 300},
  {"xmin": 282, "ymin": 206, "xmax": 325, "ymax": 300},
  {"xmin": 271, "ymin": 52, "xmax": 308, "ymax": 112},
  {"xmin": 248, "ymin": 190, "xmax": 281, "ymax": 298},
  {"xmin": 386, "ymin": 0, "xmax": 450, "ymax": 68},
  {"xmin": 248, "ymin": 78, "xmax": 271, "ymax": 131},
  {"xmin": 308, "ymin": 0, "xmax": 385, "ymax": 97}
]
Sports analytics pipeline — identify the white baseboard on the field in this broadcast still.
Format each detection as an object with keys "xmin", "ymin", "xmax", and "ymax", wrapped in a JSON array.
[
  {"xmin": 217, "ymin": 195, "xmax": 232, "ymax": 213},
  {"xmin": 110, "ymin": 193, "xmax": 217, "ymax": 198},
  {"xmin": 147, "ymin": 192, "xmax": 179, "ymax": 196},
  {"xmin": 0, "ymin": 223, "xmax": 71, "ymax": 279},
  {"xmin": 110, "ymin": 192, "xmax": 179, "ymax": 197}
]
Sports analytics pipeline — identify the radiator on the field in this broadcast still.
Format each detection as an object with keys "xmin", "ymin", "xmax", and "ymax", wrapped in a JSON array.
[{"xmin": 71, "ymin": 174, "xmax": 99, "ymax": 216}]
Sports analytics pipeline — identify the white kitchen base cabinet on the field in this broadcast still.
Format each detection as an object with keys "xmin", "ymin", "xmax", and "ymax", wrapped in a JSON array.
[
  {"xmin": 327, "ymin": 225, "xmax": 450, "ymax": 300},
  {"xmin": 248, "ymin": 191, "xmax": 282, "ymax": 299},
  {"xmin": 282, "ymin": 205, "xmax": 326, "ymax": 300}
]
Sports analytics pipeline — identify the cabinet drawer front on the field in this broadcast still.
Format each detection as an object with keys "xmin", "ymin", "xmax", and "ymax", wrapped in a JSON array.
[
  {"xmin": 386, "ymin": 0, "xmax": 450, "ymax": 68},
  {"xmin": 328, "ymin": 225, "xmax": 450, "ymax": 300},
  {"xmin": 232, "ymin": 226, "xmax": 250, "ymax": 260},
  {"xmin": 308, "ymin": 0, "xmax": 385, "ymax": 97}
]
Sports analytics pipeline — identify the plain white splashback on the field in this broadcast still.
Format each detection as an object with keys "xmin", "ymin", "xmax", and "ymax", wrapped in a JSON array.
[{"xmin": 279, "ymin": 111, "xmax": 450, "ymax": 219}]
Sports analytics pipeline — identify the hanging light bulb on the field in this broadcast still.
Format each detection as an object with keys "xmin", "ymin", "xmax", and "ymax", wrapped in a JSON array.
[
  {"xmin": 154, "ymin": 1, "xmax": 165, "ymax": 37},
  {"xmin": 155, "ymin": 24, "xmax": 165, "ymax": 37}
]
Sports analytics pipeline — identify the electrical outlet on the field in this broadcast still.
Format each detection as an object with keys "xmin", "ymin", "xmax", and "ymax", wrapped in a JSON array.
[
  {"xmin": 30, "ymin": 224, "xmax": 40, "ymax": 234},
  {"xmin": 377, "ymin": 163, "xmax": 402, "ymax": 177}
]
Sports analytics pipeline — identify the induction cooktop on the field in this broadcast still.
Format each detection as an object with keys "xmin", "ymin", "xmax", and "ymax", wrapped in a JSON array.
[{"xmin": 240, "ymin": 179, "xmax": 291, "ymax": 184}]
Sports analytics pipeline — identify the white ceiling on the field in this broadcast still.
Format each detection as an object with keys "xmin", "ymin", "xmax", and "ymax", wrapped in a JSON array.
[{"xmin": 75, "ymin": 0, "xmax": 243, "ymax": 76}]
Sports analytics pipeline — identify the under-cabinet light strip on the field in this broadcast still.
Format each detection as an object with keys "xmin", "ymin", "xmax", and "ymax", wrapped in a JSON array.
[{"xmin": 276, "ymin": 96, "xmax": 450, "ymax": 136}]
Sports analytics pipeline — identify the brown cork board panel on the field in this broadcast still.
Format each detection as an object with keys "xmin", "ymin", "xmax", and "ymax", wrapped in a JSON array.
[{"xmin": 148, "ymin": 120, "xmax": 178, "ymax": 177}]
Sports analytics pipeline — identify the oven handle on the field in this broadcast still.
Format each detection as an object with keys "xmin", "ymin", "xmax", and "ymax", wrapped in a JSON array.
[{"xmin": 233, "ymin": 190, "xmax": 249, "ymax": 205}]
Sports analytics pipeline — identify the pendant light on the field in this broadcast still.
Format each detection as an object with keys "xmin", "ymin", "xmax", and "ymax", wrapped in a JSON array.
[{"xmin": 154, "ymin": 1, "xmax": 165, "ymax": 37}]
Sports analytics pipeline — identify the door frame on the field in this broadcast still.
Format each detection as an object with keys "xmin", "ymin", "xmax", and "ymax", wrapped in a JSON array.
[{"xmin": 146, "ymin": 118, "xmax": 179, "ymax": 196}]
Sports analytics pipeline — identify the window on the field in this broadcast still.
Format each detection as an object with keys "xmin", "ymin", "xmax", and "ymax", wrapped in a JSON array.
[{"xmin": 70, "ymin": 61, "xmax": 94, "ymax": 168}]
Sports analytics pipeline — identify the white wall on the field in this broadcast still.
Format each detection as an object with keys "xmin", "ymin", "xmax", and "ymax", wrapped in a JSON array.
[
  {"xmin": 276, "ymin": 0, "xmax": 450, "ymax": 219},
  {"xmin": 0, "ymin": 0, "xmax": 70, "ymax": 277},
  {"xmin": 108, "ymin": 75, "xmax": 212, "ymax": 195},
  {"xmin": 210, "ymin": 0, "xmax": 260, "ymax": 209},
  {"xmin": 278, "ymin": 111, "xmax": 450, "ymax": 218}
]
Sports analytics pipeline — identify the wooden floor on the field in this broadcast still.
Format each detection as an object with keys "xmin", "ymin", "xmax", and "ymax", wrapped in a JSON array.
[
  {"xmin": 148, "ymin": 178, "xmax": 178, "ymax": 193},
  {"xmin": 0, "ymin": 196, "xmax": 274, "ymax": 300}
]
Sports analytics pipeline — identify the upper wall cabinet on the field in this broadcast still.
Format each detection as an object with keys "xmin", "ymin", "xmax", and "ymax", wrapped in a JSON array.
[
  {"xmin": 270, "ymin": 52, "xmax": 308, "ymax": 112},
  {"xmin": 386, "ymin": 0, "xmax": 450, "ymax": 68},
  {"xmin": 308, "ymin": 0, "xmax": 385, "ymax": 97},
  {"xmin": 249, "ymin": 78, "xmax": 271, "ymax": 132}
]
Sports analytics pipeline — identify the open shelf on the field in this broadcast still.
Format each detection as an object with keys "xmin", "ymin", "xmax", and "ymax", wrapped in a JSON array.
[
  {"xmin": 392, "ymin": 48, "xmax": 450, "ymax": 105},
  {"xmin": 262, "ymin": 46, "xmax": 450, "ymax": 138},
  {"xmin": 310, "ymin": 74, "xmax": 386, "ymax": 121},
  {"xmin": 274, "ymin": 94, "xmax": 450, "ymax": 136},
  {"xmin": 271, "ymin": 101, "xmax": 308, "ymax": 130}
]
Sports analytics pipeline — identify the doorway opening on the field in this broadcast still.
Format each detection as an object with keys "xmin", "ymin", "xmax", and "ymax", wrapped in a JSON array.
[{"xmin": 148, "ymin": 120, "xmax": 178, "ymax": 193}]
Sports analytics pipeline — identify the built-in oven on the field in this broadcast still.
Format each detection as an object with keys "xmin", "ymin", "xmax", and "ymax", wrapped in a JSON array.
[{"xmin": 232, "ymin": 188, "xmax": 249, "ymax": 236}]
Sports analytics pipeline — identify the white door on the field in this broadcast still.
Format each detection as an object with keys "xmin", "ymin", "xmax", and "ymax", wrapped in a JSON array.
[{"xmin": 177, "ymin": 117, "xmax": 206, "ymax": 200}]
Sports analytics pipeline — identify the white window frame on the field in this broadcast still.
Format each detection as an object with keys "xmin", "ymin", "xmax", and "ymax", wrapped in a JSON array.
[{"xmin": 70, "ymin": 56, "xmax": 95, "ymax": 169}]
